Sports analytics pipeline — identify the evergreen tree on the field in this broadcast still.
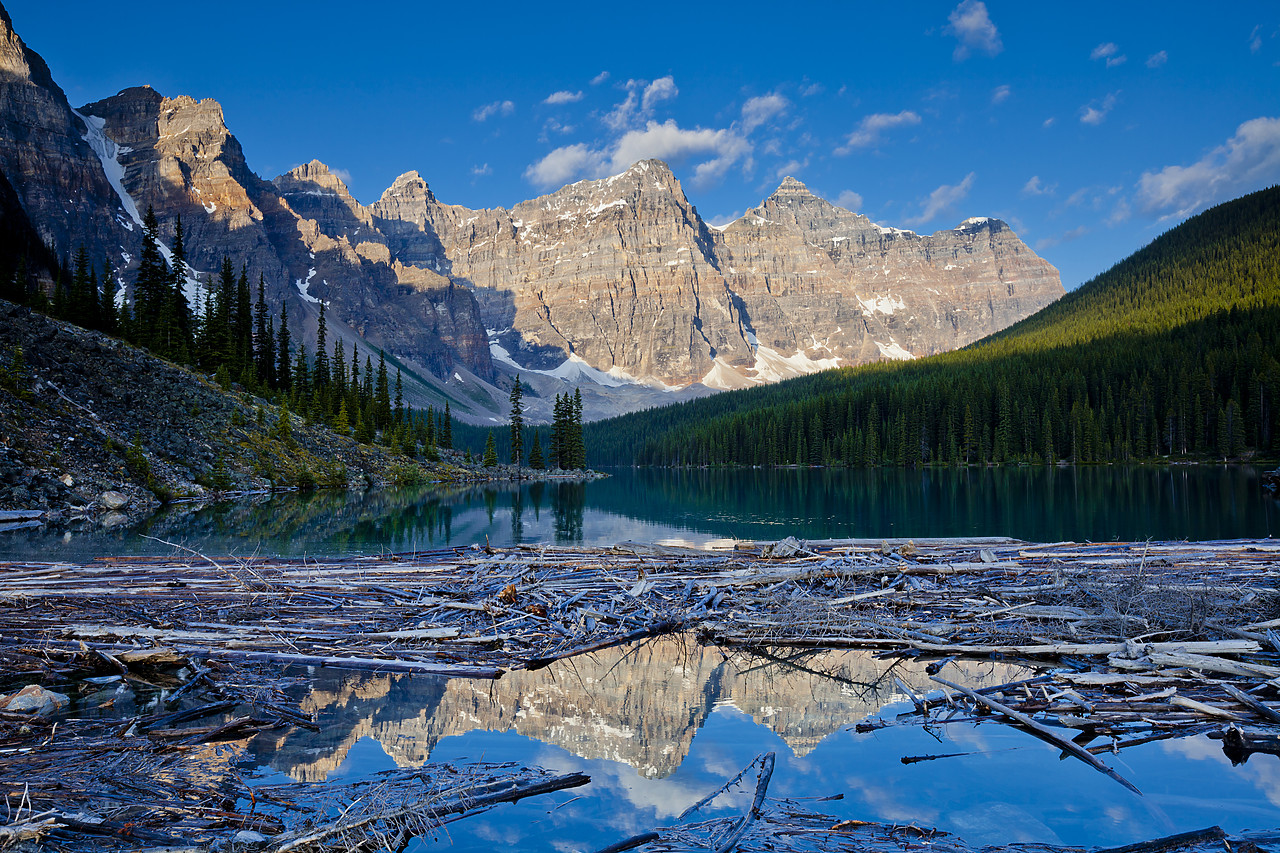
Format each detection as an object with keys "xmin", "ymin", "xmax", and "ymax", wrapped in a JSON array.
[
  {"xmin": 375, "ymin": 351, "xmax": 391, "ymax": 429},
  {"xmin": 394, "ymin": 369, "xmax": 404, "ymax": 425},
  {"xmin": 508, "ymin": 375, "xmax": 524, "ymax": 466},
  {"xmin": 276, "ymin": 302, "xmax": 292, "ymax": 391},
  {"xmin": 234, "ymin": 265, "xmax": 252, "ymax": 372},
  {"xmin": 254, "ymin": 274, "xmax": 272, "ymax": 385},
  {"xmin": 69, "ymin": 247, "xmax": 94, "ymax": 328},
  {"xmin": 133, "ymin": 206, "xmax": 168, "ymax": 346},
  {"xmin": 313, "ymin": 301, "xmax": 329, "ymax": 390},
  {"xmin": 333, "ymin": 339, "xmax": 347, "ymax": 409},
  {"xmin": 213, "ymin": 257, "xmax": 235, "ymax": 365},
  {"xmin": 95, "ymin": 262, "xmax": 115, "ymax": 334},
  {"xmin": 442, "ymin": 402, "xmax": 453, "ymax": 449},
  {"xmin": 292, "ymin": 344, "xmax": 310, "ymax": 402},
  {"xmin": 528, "ymin": 431, "xmax": 544, "ymax": 469},
  {"xmin": 571, "ymin": 388, "xmax": 585, "ymax": 468},
  {"xmin": 482, "ymin": 431, "xmax": 498, "ymax": 467},
  {"xmin": 164, "ymin": 216, "xmax": 193, "ymax": 361}
]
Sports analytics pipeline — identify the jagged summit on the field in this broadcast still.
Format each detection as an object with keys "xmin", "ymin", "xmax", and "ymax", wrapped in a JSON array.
[
  {"xmin": 275, "ymin": 159, "xmax": 356, "ymax": 199},
  {"xmin": 377, "ymin": 170, "xmax": 435, "ymax": 205},
  {"xmin": 772, "ymin": 175, "xmax": 813, "ymax": 198}
]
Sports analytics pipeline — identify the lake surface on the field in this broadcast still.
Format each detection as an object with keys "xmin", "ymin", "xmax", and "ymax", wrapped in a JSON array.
[
  {"xmin": 12, "ymin": 466, "xmax": 1280, "ymax": 848},
  {"xmin": 1, "ymin": 464, "xmax": 1276, "ymax": 560},
  {"xmin": 243, "ymin": 637, "xmax": 1280, "ymax": 851}
]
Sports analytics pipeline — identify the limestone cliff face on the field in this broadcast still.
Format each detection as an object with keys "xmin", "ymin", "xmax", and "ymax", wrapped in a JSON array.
[
  {"xmin": 72, "ymin": 90, "xmax": 493, "ymax": 380},
  {"xmin": 0, "ymin": 4, "xmax": 1059, "ymax": 418},
  {"xmin": 383, "ymin": 160, "xmax": 751, "ymax": 383},
  {"xmin": 0, "ymin": 5, "xmax": 130, "ymax": 266},
  {"xmin": 79, "ymin": 86, "xmax": 289, "ymax": 288},
  {"xmin": 371, "ymin": 164, "xmax": 1063, "ymax": 390},
  {"xmin": 252, "ymin": 638, "xmax": 1026, "ymax": 783},
  {"xmin": 713, "ymin": 177, "xmax": 1064, "ymax": 367}
]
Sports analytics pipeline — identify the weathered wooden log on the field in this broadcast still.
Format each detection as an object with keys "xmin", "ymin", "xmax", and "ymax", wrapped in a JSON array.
[
  {"xmin": 1094, "ymin": 825, "xmax": 1225, "ymax": 853},
  {"xmin": 930, "ymin": 675, "xmax": 1141, "ymax": 795}
]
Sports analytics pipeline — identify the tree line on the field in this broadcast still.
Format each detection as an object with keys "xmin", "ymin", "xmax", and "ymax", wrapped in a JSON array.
[
  {"xmin": 587, "ymin": 185, "xmax": 1280, "ymax": 468},
  {"xmin": 0, "ymin": 206, "xmax": 460, "ymax": 461},
  {"xmin": 458, "ymin": 385, "xmax": 587, "ymax": 470}
]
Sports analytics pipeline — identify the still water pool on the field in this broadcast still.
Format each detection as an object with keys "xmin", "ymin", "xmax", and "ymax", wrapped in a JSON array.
[
  {"xmin": 1, "ymin": 465, "xmax": 1276, "ymax": 560},
  {"xmin": 8, "ymin": 465, "xmax": 1278, "ymax": 848},
  {"xmin": 246, "ymin": 638, "xmax": 1280, "ymax": 851}
]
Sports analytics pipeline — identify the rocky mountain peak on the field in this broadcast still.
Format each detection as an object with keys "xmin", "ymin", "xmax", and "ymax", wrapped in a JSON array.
[
  {"xmin": 378, "ymin": 170, "xmax": 435, "ymax": 205},
  {"xmin": 772, "ymin": 175, "xmax": 814, "ymax": 199},
  {"xmin": 274, "ymin": 159, "xmax": 356, "ymax": 202},
  {"xmin": 0, "ymin": 3, "xmax": 60, "ymax": 95}
]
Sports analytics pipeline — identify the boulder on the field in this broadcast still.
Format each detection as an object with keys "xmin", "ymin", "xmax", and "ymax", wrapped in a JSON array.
[
  {"xmin": 99, "ymin": 490, "xmax": 130, "ymax": 510},
  {"xmin": 0, "ymin": 684, "xmax": 70, "ymax": 716}
]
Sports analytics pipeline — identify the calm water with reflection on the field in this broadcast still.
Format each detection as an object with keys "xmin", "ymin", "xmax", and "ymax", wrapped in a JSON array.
[
  {"xmin": 2, "ymin": 465, "xmax": 1276, "ymax": 559},
  {"xmin": 246, "ymin": 637, "xmax": 1280, "ymax": 851}
]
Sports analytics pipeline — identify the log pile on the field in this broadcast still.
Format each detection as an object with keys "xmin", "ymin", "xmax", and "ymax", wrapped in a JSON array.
[{"xmin": 2, "ymin": 537, "xmax": 1279, "ymax": 850}]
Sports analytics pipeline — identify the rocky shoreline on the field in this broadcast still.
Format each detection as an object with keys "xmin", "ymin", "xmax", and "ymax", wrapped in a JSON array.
[{"xmin": 0, "ymin": 300, "xmax": 597, "ymax": 533}]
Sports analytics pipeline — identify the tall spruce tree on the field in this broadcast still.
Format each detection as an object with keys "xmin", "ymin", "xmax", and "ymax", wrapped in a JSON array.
[
  {"xmin": 276, "ymin": 301, "xmax": 292, "ymax": 391},
  {"xmin": 134, "ymin": 207, "xmax": 168, "ymax": 346},
  {"xmin": 165, "ymin": 217, "xmax": 193, "ymax": 361},
  {"xmin": 508, "ymin": 375, "xmax": 524, "ymax": 467},
  {"xmin": 375, "ymin": 351, "xmax": 391, "ymax": 430},
  {"xmin": 528, "ymin": 431, "xmax": 544, "ymax": 469},
  {"xmin": 313, "ymin": 301, "xmax": 329, "ymax": 390},
  {"xmin": 254, "ymin": 274, "xmax": 272, "ymax": 384},
  {"xmin": 234, "ymin": 265, "xmax": 252, "ymax": 372}
]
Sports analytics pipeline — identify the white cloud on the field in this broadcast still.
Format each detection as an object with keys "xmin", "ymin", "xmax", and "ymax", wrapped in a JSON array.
[
  {"xmin": 835, "ymin": 190, "xmax": 864, "ymax": 211},
  {"xmin": 330, "ymin": 167, "xmax": 353, "ymax": 185},
  {"xmin": 991, "ymin": 84, "xmax": 1011, "ymax": 105},
  {"xmin": 1043, "ymin": 117, "xmax": 1056, "ymax": 128},
  {"xmin": 604, "ymin": 76, "xmax": 680, "ymax": 132},
  {"xmin": 946, "ymin": 1, "xmax": 1002, "ymax": 60},
  {"xmin": 1021, "ymin": 175, "xmax": 1055, "ymax": 196},
  {"xmin": 1136, "ymin": 116, "xmax": 1280, "ymax": 218},
  {"xmin": 614, "ymin": 120, "xmax": 749, "ymax": 185},
  {"xmin": 800, "ymin": 82, "xmax": 823, "ymax": 98},
  {"xmin": 1107, "ymin": 197, "xmax": 1132, "ymax": 225},
  {"xmin": 472, "ymin": 100, "xmax": 515, "ymax": 122},
  {"xmin": 539, "ymin": 118, "xmax": 576, "ymax": 140},
  {"xmin": 774, "ymin": 158, "xmax": 807, "ymax": 179},
  {"xmin": 1090, "ymin": 42, "xmax": 1127, "ymax": 67},
  {"xmin": 741, "ymin": 92, "xmax": 790, "ymax": 132},
  {"xmin": 837, "ymin": 110, "xmax": 922, "ymax": 153},
  {"xmin": 1093, "ymin": 43, "xmax": 1128, "ymax": 67},
  {"xmin": 524, "ymin": 120, "xmax": 751, "ymax": 190},
  {"xmin": 1079, "ymin": 92, "xmax": 1118, "ymax": 125},
  {"xmin": 1146, "ymin": 50, "xmax": 1168, "ymax": 68},
  {"xmin": 642, "ymin": 76, "xmax": 678, "ymax": 111},
  {"xmin": 904, "ymin": 172, "xmax": 976, "ymax": 226},
  {"xmin": 1250, "ymin": 25, "xmax": 1263, "ymax": 53},
  {"xmin": 471, "ymin": 163, "xmax": 492, "ymax": 177},
  {"xmin": 590, "ymin": 71, "xmax": 610, "ymax": 86},
  {"xmin": 524, "ymin": 143, "xmax": 608, "ymax": 188},
  {"xmin": 544, "ymin": 90, "xmax": 584, "ymax": 105}
]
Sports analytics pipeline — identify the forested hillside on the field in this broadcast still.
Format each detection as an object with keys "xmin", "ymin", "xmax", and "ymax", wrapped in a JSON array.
[{"xmin": 588, "ymin": 186, "xmax": 1280, "ymax": 467}]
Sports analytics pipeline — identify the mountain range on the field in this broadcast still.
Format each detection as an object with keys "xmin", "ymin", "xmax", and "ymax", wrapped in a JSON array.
[{"xmin": 0, "ymin": 4, "xmax": 1062, "ymax": 422}]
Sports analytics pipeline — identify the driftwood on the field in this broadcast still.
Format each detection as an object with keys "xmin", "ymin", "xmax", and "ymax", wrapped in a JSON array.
[
  {"xmin": 930, "ymin": 675, "xmax": 1140, "ymax": 794},
  {"xmin": 4, "ymin": 537, "xmax": 1280, "ymax": 851}
]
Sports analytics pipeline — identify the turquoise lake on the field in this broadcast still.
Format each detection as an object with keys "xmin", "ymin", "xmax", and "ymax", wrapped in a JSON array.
[{"xmin": 1, "ymin": 464, "xmax": 1275, "ymax": 559}]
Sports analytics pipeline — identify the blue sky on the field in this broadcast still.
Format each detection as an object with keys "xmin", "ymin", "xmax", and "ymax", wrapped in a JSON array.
[{"xmin": 12, "ymin": 1, "xmax": 1280, "ymax": 289}]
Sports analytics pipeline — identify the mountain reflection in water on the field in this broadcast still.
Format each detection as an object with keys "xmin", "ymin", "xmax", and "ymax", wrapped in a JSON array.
[
  {"xmin": 4, "ymin": 465, "xmax": 1276, "ymax": 561},
  {"xmin": 247, "ymin": 638, "xmax": 1280, "ymax": 851}
]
